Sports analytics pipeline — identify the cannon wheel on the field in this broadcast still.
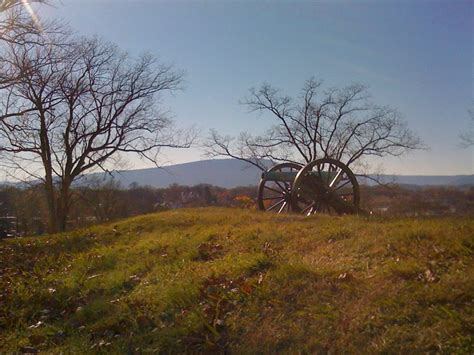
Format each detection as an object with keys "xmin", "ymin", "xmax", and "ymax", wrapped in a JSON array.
[
  {"xmin": 257, "ymin": 162, "xmax": 303, "ymax": 213},
  {"xmin": 291, "ymin": 158, "xmax": 360, "ymax": 215}
]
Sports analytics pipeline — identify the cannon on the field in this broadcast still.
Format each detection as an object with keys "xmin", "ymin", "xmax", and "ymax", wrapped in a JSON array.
[{"xmin": 257, "ymin": 158, "xmax": 363, "ymax": 215}]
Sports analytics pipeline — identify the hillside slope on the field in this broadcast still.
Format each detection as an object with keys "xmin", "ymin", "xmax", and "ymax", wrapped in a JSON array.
[{"xmin": 1, "ymin": 209, "xmax": 473, "ymax": 353}]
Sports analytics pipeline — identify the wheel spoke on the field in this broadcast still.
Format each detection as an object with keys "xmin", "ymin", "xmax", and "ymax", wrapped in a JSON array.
[
  {"xmin": 317, "ymin": 163, "xmax": 323, "ymax": 177},
  {"xmin": 260, "ymin": 163, "xmax": 305, "ymax": 213},
  {"xmin": 267, "ymin": 199, "xmax": 285, "ymax": 211},
  {"xmin": 326, "ymin": 164, "xmax": 334, "ymax": 185},
  {"xmin": 302, "ymin": 202, "xmax": 315, "ymax": 214},
  {"xmin": 277, "ymin": 201, "xmax": 287, "ymax": 214},
  {"xmin": 333, "ymin": 179, "xmax": 351, "ymax": 191},
  {"xmin": 329, "ymin": 167, "xmax": 343, "ymax": 187},
  {"xmin": 274, "ymin": 180, "xmax": 288, "ymax": 192},
  {"xmin": 289, "ymin": 159, "xmax": 359, "ymax": 216},
  {"xmin": 264, "ymin": 185, "xmax": 284, "ymax": 194}
]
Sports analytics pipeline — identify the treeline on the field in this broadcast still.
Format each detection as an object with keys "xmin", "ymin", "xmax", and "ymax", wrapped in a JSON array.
[
  {"xmin": 361, "ymin": 185, "xmax": 474, "ymax": 217},
  {"xmin": 0, "ymin": 182, "xmax": 472, "ymax": 236},
  {"xmin": 0, "ymin": 182, "xmax": 256, "ymax": 235}
]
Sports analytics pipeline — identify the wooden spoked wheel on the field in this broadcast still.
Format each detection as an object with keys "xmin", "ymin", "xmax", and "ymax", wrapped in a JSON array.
[
  {"xmin": 290, "ymin": 158, "xmax": 360, "ymax": 215},
  {"xmin": 257, "ymin": 162, "xmax": 303, "ymax": 213}
]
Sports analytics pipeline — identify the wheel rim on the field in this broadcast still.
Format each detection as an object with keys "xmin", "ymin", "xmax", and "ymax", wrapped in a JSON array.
[
  {"xmin": 257, "ymin": 162, "xmax": 303, "ymax": 213},
  {"xmin": 290, "ymin": 158, "xmax": 359, "ymax": 215}
]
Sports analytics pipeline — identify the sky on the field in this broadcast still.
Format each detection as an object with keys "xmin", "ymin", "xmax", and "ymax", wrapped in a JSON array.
[{"xmin": 38, "ymin": 0, "xmax": 473, "ymax": 175}]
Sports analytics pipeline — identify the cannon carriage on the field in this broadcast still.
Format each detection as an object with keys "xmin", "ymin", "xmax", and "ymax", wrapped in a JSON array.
[{"xmin": 257, "ymin": 158, "xmax": 362, "ymax": 215}]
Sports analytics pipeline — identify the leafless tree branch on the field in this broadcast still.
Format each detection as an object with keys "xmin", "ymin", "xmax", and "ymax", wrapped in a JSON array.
[
  {"xmin": 0, "ymin": 32, "xmax": 192, "ymax": 232},
  {"xmin": 207, "ymin": 78, "xmax": 423, "ymax": 177}
]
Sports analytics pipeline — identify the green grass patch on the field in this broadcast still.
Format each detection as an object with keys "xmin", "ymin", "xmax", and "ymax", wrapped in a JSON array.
[{"xmin": 0, "ymin": 208, "xmax": 473, "ymax": 353}]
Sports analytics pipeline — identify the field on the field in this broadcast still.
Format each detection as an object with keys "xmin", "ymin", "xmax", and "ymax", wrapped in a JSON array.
[{"xmin": 0, "ymin": 208, "xmax": 473, "ymax": 353}]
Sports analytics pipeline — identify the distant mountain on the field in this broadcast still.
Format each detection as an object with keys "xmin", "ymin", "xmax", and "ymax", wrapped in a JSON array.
[
  {"xmin": 76, "ymin": 159, "xmax": 474, "ymax": 189},
  {"xmin": 79, "ymin": 159, "xmax": 264, "ymax": 189},
  {"xmin": 360, "ymin": 175, "xmax": 474, "ymax": 187}
]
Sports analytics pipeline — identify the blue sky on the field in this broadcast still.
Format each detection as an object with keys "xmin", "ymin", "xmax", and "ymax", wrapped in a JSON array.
[{"xmin": 40, "ymin": 0, "xmax": 473, "ymax": 175}]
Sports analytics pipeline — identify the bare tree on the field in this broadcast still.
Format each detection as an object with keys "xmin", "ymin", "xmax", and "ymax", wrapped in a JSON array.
[
  {"xmin": 207, "ymin": 78, "xmax": 422, "ymax": 175},
  {"xmin": 1, "ymin": 0, "xmax": 45, "ymax": 12},
  {"xmin": 1, "ymin": 2, "xmax": 66, "ymax": 98},
  {"xmin": 0, "ymin": 34, "xmax": 192, "ymax": 232},
  {"xmin": 0, "ymin": 1, "xmax": 50, "ymax": 44}
]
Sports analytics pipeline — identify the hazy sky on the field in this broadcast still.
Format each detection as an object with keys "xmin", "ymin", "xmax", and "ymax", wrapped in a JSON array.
[{"xmin": 40, "ymin": 0, "xmax": 473, "ymax": 175}]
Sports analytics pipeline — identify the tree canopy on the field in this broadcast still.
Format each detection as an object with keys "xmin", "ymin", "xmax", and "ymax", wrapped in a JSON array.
[
  {"xmin": 207, "ymin": 79, "xmax": 422, "ymax": 173},
  {"xmin": 0, "ymin": 27, "xmax": 192, "ymax": 231}
]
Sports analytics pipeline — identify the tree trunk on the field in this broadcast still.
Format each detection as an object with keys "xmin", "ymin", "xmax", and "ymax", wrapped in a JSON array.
[
  {"xmin": 44, "ymin": 171, "xmax": 58, "ymax": 233},
  {"xmin": 56, "ymin": 179, "xmax": 71, "ymax": 232}
]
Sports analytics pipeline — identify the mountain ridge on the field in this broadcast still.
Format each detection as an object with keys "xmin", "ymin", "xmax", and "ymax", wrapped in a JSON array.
[{"xmin": 77, "ymin": 159, "xmax": 474, "ymax": 188}]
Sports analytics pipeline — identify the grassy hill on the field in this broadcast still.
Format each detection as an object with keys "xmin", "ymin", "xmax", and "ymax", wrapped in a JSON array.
[{"xmin": 1, "ymin": 208, "xmax": 473, "ymax": 353}]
